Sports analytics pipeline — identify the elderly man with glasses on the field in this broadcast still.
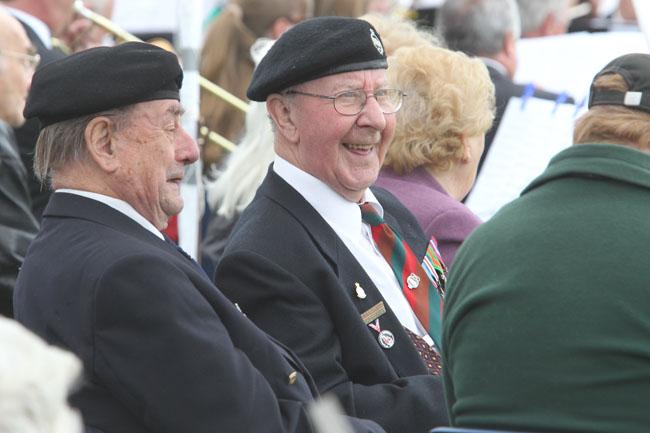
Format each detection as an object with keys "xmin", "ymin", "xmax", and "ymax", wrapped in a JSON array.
[
  {"xmin": 215, "ymin": 17, "xmax": 449, "ymax": 433},
  {"xmin": 0, "ymin": 7, "xmax": 40, "ymax": 318}
]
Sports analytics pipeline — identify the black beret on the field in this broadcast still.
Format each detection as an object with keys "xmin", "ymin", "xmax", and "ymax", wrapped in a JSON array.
[
  {"xmin": 247, "ymin": 17, "xmax": 387, "ymax": 102},
  {"xmin": 24, "ymin": 42, "xmax": 183, "ymax": 127},
  {"xmin": 589, "ymin": 53, "xmax": 650, "ymax": 113}
]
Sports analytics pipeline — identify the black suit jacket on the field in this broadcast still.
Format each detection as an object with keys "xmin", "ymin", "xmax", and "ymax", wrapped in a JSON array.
[
  {"xmin": 0, "ymin": 122, "xmax": 38, "ymax": 317},
  {"xmin": 13, "ymin": 20, "xmax": 67, "ymax": 220},
  {"xmin": 482, "ymin": 65, "xmax": 575, "ymax": 173},
  {"xmin": 14, "ymin": 193, "xmax": 384, "ymax": 433},
  {"xmin": 215, "ymin": 169, "xmax": 449, "ymax": 433}
]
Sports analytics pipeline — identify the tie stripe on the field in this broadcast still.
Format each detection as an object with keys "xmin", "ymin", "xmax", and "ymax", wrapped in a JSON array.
[{"xmin": 360, "ymin": 203, "xmax": 444, "ymax": 349}]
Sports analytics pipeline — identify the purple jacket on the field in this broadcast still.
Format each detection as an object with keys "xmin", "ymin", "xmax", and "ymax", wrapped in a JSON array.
[{"xmin": 375, "ymin": 167, "xmax": 481, "ymax": 267}]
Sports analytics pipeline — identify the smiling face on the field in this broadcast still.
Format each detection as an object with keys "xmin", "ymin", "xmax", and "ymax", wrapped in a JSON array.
[
  {"xmin": 279, "ymin": 69, "xmax": 396, "ymax": 202},
  {"xmin": 111, "ymin": 99, "xmax": 199, "ymax": 229}
]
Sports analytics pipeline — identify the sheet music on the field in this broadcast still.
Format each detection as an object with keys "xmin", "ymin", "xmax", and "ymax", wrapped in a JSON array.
[
  {"xmin": 465, "ymin": 97, "xmax": 577, "ymax": 221},
  {"xmin": 515, "ymin": 31, "xmax": 649, "ymax": 103},
  {"xmin": 633, "ymin": 0, "xmax": 650, "ymax": 49}
]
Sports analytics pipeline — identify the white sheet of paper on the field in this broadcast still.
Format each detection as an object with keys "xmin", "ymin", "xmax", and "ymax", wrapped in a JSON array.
[
  {"xmin": 465, "ymin": 97, "xmax": 577, "ymax": 221},
  {"xmin": 632, "ymin": 0, "xmax": 650, "ymax": 49},
  {"xmin": 515, "ymin": 31, "xmax": 649, "ymax": 103}
]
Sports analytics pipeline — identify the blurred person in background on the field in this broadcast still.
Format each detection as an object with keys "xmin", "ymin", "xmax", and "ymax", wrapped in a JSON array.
[
  {"xmin": 443, "ymin": 52, "xmax": 650, "ymax": 433},
  {"xmin": 375, "ymin": 45, "xmax": 494, "ymax": 267},
  {"xmin": 2, "ymin": 0, "xmax": 74, "ymax": 220},
  {"xmin": 0, "ymin": 316, "xmax": 83, "ymax": 433},
  {"xmin": 59, "ymin": 0, "xmax": 115, "ymax": 53},
  {"xmin": 437, "ymin": 0, "xmax": 572, "ymax": 174},
  {"xmin": 516, "ymin": 0, "xmax": 571, "ymax": 37},
  {"xmin": 200, "ymin": 0, "xmax": 312, "ymax": 171},
  {"xmin": 0, "ymin": 7, "xmax": 39, "ymax": 318}
]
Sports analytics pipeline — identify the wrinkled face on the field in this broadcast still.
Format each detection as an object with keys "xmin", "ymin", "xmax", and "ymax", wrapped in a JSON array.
[
  {"xmin": 285, "ymin": 69, "xmax": 396, "ymax": 202},
  {"xmin": 0, "ymin": 22, "xmax": 35, "ymax": 127},
  {"xmin": 112, "ymin": 100, "xmax": 199, "ymax": 229}
]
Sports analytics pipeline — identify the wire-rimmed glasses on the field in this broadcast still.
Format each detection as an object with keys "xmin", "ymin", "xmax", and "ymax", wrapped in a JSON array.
[{"xmin": 285, "ymin": 88, "xmax": 406, "ymax": 116}]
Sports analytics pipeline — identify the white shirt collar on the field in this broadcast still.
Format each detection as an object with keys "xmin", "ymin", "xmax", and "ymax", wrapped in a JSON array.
[
  {"xmin": 56, "ymin": 189, "xmax": 165, "ymax": 240},
  {"xmin": 479, "ymin": 57, "xmax": 508, "ymax": 77},
  {"xmin": 272, "ymin": 156, "xmax": 383, "ymax": 238},
  {"xmin": 5, "ymin": 7, "xmax": 53, "ymax": 49}
]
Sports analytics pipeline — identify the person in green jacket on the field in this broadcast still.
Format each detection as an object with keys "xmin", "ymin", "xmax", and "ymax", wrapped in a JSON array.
[{"xmin": 443, "ymin": 52, "xmax": 650, "ymax": 433}]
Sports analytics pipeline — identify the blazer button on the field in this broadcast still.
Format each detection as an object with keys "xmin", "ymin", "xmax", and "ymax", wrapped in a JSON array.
[{"xmin": 288, "ymin": 371, "xmax": 298, "ymax": 385}]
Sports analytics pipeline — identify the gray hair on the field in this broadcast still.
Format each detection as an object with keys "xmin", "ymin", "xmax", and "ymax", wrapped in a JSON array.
[
  {"xmin": 516, "ymin": 0, "xmax": 568, "ymax": 34},
  {"xmin": 437, "ymin": 0, "xmax": 521, "ymax": 56},
  {"xmin": 34, "ymin": 107, "xmax": 132, "ymax": 186},
  {"xmin": 0, "ymin": 317, "xmax": 83, "ymax": 433},
  {"xmin": 205, "ymin": 101, "xmax": 275, "ymax": 219}
]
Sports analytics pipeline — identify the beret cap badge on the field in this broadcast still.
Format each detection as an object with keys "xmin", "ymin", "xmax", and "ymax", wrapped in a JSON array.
[{"xmin": 370, "ymin": 29, "xmax": 384, "ymax": 56}]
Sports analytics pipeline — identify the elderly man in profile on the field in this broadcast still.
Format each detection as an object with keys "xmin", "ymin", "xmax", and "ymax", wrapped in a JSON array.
[
  {"xmin": 215, "ymin": 17, "xmax": 448, "ymax": 433},
  {"xmin": 0, "ymin": 7, "xmax": 40, "ymax": 317},
  {"xmin": 14, "ymin": 42, "xmax": 384, "ymax": 433}
]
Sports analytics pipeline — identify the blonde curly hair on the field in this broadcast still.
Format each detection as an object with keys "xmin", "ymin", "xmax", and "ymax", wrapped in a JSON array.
[{"xmin": 384, "ymin": 45, "xmax": 495, "ymax": 174}]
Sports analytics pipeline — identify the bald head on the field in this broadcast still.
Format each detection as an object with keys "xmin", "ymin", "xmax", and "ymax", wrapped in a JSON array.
[{"xmin": 0, "ymin": 7, "xmax": 36, "ymax": 126}]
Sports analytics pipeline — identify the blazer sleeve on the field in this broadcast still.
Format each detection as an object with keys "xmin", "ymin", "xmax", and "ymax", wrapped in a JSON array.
[
  {"xmin": 216, "ymin": 249, "xmax": 448, "ymax": 433},
  {"xmin": 92, "ymin": 252, "xmax": 318, "ymax": 433}
]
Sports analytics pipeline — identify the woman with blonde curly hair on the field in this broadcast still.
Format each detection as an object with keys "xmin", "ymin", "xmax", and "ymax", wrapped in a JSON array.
[{"xmin": 375, "ymin": 44, "xmax": 495, "ymax": 266}]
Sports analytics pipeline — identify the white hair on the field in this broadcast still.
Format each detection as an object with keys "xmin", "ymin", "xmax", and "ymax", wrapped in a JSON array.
[
  {"xmin": 516, "ymin": 0, "xmax": 569, "ymax": 34},
  {"xmin": 206, "ymin": 101, "xmax": 275, "ymax": 219},
  {"xmin": 0, "ymin": 317, "xmax": 83, "ymax": 433},
  {"xmin": 437, "ymin": 0, "xmax": 521, "ymax": 56}
]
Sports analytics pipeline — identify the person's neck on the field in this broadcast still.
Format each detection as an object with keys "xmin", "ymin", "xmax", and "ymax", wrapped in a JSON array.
[{"xmin": 425, "ymin": 164, "xmax": 465, "ymax": 201}]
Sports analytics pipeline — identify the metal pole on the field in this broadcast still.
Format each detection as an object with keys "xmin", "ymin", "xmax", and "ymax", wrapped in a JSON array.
[{"xmin": 177, "ymin": 0, "xmax": 203, "ymax": 259}]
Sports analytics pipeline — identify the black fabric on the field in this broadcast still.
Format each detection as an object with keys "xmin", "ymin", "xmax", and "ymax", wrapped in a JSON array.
[
  {"xmin": 24, "ymin": 42, "xmax": 183, "ymax": 127},
  {"xmin": 13, "ymin": 19, "xmax": 67, "ymax": 220},
  {"xmin": 14, "ymin": 193, "xmax": 385, "ymax": 433},
  {"xmin": 589, "ymin": 53, "xmax": 650, "ymax": 113},
  {"xmin": 0, "ymin": 122, "xmax": 39, "ymax": 317},
  {"xmin": 247, "ymin": 17, "xmax": 387, "ymax": 101}
]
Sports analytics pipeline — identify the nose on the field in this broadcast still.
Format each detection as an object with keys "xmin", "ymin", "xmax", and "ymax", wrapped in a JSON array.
[
  {"xmin": 176, "ymin": 126, "xmax": 200, "ymax": 164},
  {"xmin": 357, "ymin": 94, "xmax": 387, "ymax": 130}
]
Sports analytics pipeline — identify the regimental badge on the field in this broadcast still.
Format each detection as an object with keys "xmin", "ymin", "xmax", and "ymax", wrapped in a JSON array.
[
  {"xmin": 369, "ymin": 28, "xmax": 384, "ymax": 56},
  {"xmin": 354, "ymin": 282, "xmax": 367, "ymax": 299},
  {"xmin": 406, "ymin": 273, "xmax": 420, "ymax": 289}
]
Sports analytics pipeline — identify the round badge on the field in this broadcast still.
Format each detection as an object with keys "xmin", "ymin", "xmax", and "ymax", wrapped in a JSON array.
[
  {"xmin": 378, "ymin": 330, "xmax": 395, "ymax": 349},
  {"xmin": 406, "ymin": 273, "xmax": 420, "ymax": 289}
]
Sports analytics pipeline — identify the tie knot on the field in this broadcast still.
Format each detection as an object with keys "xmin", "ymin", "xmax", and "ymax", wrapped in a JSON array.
[{"xmin": 360, "ymin": 202, "xmax": 384, "ymax": 227}]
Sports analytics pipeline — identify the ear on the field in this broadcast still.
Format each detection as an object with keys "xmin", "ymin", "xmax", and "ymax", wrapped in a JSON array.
[
  {"xmin": 503, "ymin": 31, "xmax": 516, "ymax": 59},
  {"xmin": 84, "ymin": 116, "xmax": 121, "ymax": 173},
  {"xmin": 266, "ymin": 94, "xmax": 299, "ymax": 144},
  {"xmin": 460, "ymin": 134, "xmax": 471, "ymax": 164}
]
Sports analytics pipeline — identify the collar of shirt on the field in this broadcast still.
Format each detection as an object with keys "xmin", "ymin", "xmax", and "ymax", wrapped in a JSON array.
[
  {"xmin": 273, "ymin": 155, "xmax": 382, "ymax": 238},
  {"xmin": 56, "ymin": 189, "xmax": 164, "ymax": 240},
  {"xmin": 479, "ymin": 57, "xmax": 508, "ymax": 77},
  {"xmin": 273, "ymin": 156, "xmax": 432, "ymax": 343},
  {"xmin": 5, "ymin": 8, "xmax": 53, "ymax": 49}
]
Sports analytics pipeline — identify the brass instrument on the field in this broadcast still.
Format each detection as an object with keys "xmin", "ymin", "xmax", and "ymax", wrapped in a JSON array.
[{"xmin": 73, "ymin": 0, "xmax": 248, "ymax": 152}]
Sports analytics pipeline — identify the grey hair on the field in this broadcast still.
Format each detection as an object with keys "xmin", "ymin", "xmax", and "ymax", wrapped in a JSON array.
[
  {"xmin": 0, "ymin": 317, "xmax": 83, "ymax": 433},
  {"xmin": 205, "ymin": 101, "xmax": 275, "ymax": 219},
  {"xmin": 516, "ymin": 0, "xmax": 568, "ymax": 34},
  {"xmin": 437, "ymin": 0, "xmax": 521, "ymax": 56},
  {"xmin": 34, "ymin": 107, "xmax": 133, "ymax": 186}
]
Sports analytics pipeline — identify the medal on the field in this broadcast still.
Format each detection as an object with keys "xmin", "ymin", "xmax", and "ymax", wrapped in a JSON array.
[
  {"xmin": 368, "ymin": 319, "xmax": 395, "ymax": 349},
  {"xmin": 406, "ymin": 273, "xmax": 420, "ymax": 289}
]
